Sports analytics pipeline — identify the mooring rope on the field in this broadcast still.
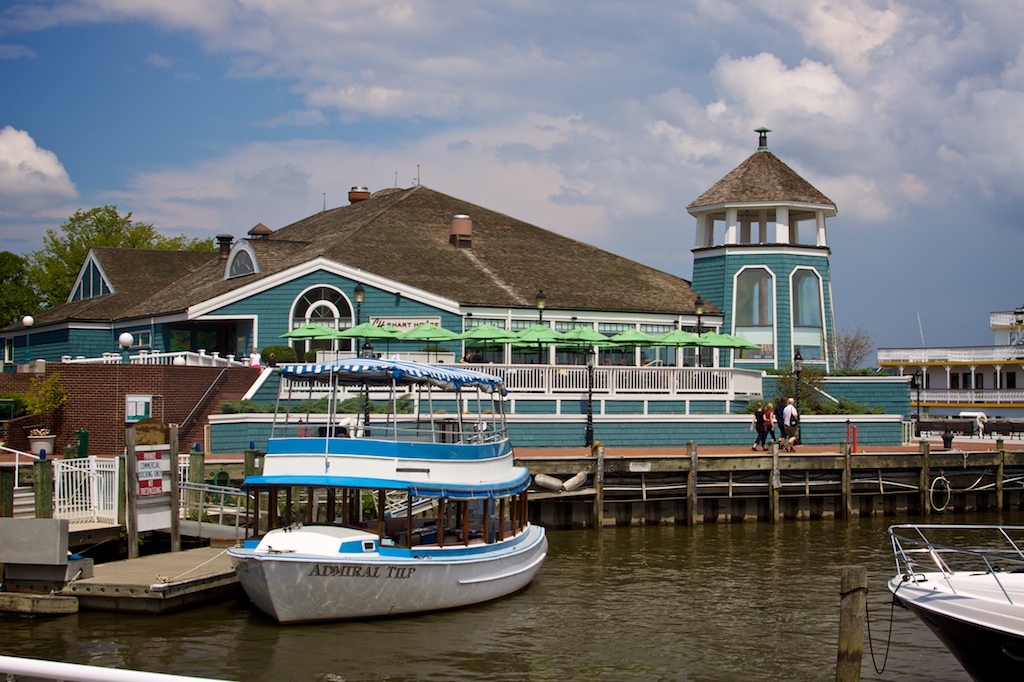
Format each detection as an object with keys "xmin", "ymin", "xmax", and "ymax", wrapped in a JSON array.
[
  {"xmin": 864, "ymin": 580, "xmax": 903, "ymax": 675},
  {"xmin": 157, "ymin": 549, "xmax": 228, "ymax": 584}
]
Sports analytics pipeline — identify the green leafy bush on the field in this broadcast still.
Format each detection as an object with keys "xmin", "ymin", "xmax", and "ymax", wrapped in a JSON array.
[{"xmin": 260, "ymin": 345, "xmax": 298, "ymax": 363}]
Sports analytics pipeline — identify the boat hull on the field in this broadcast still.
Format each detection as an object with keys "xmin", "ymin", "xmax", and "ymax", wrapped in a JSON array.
[
  {"xmin": 229, "ymin": 525, "xmax": 547, "ymax": 623},
  {"xmin": 889, "ymin": 574, "xmax": 1024, "ymax": 682}
]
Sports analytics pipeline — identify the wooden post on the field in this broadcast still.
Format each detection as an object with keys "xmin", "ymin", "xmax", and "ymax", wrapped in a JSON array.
[
  {"xmin": 593, "ymin": 443, "xmax": 605, "ymax": 528},
  {"xmin": 771, "ymin": 442, "xmax": 781, "ymax": 523},
  {"xmin": 125, "ymin": 426, "xmax": 139, "ymax": 559},
  {"xmin": 686, "ymin": 441, "xmax": 698, "ymax": 525},
  {"xmin": 836, "ymin": 565, "xmax": 867, "ymax": 682},
  {"xmin": 840, "ymin": 442, "xmax": 851, "ymax": 520},
  {"xmin": 997, "ymin": 444, "xmax": 1005, "ymax": 511},
  {"xmin": 169, "ymin": 425, "xmax": 180, "ymax": 552},
  {"xmin": 919, "ymin": 440, "xmax": 931, "ymax": 519},
  {"xmin": 188, "ymin": 447, "xmax": 205, "ymax": 515},
  {"xmin": 33, "ymin": 459, "xmax": 53, "ymax": 519},
  {"xmin": 244, "ymin": 448, "xmax": 263, "ymax": 478},
  {"xmin": 0, "ymin": 468, "xmax": 14, "ymax": 517}
]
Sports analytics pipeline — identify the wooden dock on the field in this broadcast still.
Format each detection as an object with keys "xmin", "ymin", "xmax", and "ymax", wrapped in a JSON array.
[{"xmin": 62, "ymin": 545, "xmax": 240, "ymax": 614}]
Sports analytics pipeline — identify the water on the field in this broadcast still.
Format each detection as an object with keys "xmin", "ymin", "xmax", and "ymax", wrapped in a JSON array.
[{"xmin": 0, "ymin": 514, "xmax": 989, "ymax": 681}]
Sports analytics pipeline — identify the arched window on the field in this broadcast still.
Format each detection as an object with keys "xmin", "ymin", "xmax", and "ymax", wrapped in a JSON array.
[
  {"xmin": 792, "ymin": 269, "xmax": 824, "ymax": 360},
  {"xmin": 225, "ymin": 242, "xmax": 259, "ymax": 279},
  {"xmin": 289, "ymin": 286, "xmax": 356, "ymax": 356},
  {"xmin": 734, "ymin": 267, "xmax": 774, "ymax": 360}
]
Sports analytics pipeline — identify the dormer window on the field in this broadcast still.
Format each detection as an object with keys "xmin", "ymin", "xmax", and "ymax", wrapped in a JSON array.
[
  {"xmin": 69, "ymin": 254, "xmax": 113, "ymax": 302},
  {"xmin": 224, "ymin": 241, "xmax": 260, "ymax": 280}
]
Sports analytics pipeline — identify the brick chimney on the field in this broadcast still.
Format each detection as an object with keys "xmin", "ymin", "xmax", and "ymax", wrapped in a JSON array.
[
  {"xmin": 449, "ymin": 214, "xmax": 472, "ymax": 248},
  {"xmin": 217, "ymin": 234, "xmax": 233, "ymax": 261}
]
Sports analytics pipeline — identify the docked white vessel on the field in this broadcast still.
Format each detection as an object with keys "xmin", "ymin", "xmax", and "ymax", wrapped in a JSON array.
[
  {"xmin": 888, "ymin": 523, "xmax": 1024, "ymax": 681},
  {"xmin": 227, "ymin": 358, "xmax": 547, "ymax": 624}
]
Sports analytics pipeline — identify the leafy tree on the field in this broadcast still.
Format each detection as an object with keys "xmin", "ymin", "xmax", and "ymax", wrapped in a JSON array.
[
  {"xmin": 0, "ymin": 251, "xmax": 35, "ymax": 324},
  {"xmin": 833, "ymin": 325, "xmax": 875, "ymax": 371},
  {"xmin": 25, "ymin": 206, "xmax": 214, "ymax": 308}
]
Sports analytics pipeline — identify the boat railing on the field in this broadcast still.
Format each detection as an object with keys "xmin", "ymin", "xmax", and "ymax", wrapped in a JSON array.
[
  {"xmin": 890, "ymin": 523, "xmax": 1024, "ymax": 604},
  {"xmin": 270, "ymin": 414, "xmax": 507, "ymax": 445}
]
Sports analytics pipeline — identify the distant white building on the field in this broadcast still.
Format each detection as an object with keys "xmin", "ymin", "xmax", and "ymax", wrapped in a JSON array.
[{"xmin": 877, "ymin": 308, "xmax": 1024, "ymax": 419}]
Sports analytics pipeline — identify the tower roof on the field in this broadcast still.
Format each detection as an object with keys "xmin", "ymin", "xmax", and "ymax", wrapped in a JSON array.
[{"xmin": 687, "ymin": 137, "xmax": 835, "ymax": 210}]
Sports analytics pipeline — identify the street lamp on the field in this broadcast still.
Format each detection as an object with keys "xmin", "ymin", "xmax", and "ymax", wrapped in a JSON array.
[
  {"xmin": 21, "ymin": 315, "xmax": 33, "ymax": 365},
  {"xmin": 794, "ymin": 349, "xmax": 803, "ymax": 445},
  {"xmin": 354, "ymin": 283, "xmax": 365, "ymax": 356},
  {"xmin": 361, "ymin": 340, "xmax": 374, "ymax": 429},
  {"xmin": 694, "ymin": 296, "xmax": 704, "ymax": 367},
  {"xmin": 536, "ymin": 289, "xmax": 546, "ymax": 365},
  {"xmin": 585, "ymin": 345, "xmax": 595, "ymax": 447},
  {"xmin": 118, "ymin": 332, "xmax": 134, "ymax": 364},
  {"xmin": 913, "ymin": 369, "xmax": 924, "ymax": 435}
]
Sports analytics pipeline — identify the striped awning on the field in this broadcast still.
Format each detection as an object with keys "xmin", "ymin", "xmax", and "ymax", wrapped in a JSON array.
[{"xmin": 280, "ymin": 357, "xmax": 506, "ymax": 394}]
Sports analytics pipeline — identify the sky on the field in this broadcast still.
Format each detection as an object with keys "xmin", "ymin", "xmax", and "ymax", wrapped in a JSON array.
[{"xmin": 1, "ymin": 0, "xmax": 1023, "ymax": 354}]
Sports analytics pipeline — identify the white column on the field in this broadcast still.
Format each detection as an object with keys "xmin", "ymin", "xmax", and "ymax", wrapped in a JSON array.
[
  {"xmin": 696, "ymin": 214, "xmax": 712, "ymax": 248},
  {"xmin": 774, "ymin": 207, "xmax": 789, "ymax": 243},
  {"xmin": 759, "ymin": 209, "xmax": 768, "ymax": 243},
  {"xmin": 739, "ymin": 218, "xmax": 751, "ymax": 244},
  {"xmin": 725, "ymin": 208, "xmax": 738, "ymax": 244},
  {"xmin": 816, "ymin": 210, "xmax": 828, "ymax": 247}
]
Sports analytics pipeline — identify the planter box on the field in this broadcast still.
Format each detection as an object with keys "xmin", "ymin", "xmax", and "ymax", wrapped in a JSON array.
[{"xmin": 27, "ymin": 435, "xmax": 56, "ymax": 458}]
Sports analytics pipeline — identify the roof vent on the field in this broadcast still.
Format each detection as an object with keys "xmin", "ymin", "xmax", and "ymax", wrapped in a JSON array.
[
  {"xmin": 450, "ymin": 214, "xmax": 472, "ymax": 248},
  {"xmin": 216, "ymin": 234, "xmax": 233, "ymax": 261},
  {"xmin": 247, "ymin": 223, "xmax": 272, "ymax": 239},
  {"xmin": 349, "ymin": 186, "xmax": 371, "ymax": 204},
  {"xmin": 756, "ymin": 126, "xmax": 771, "ymax": 151}
]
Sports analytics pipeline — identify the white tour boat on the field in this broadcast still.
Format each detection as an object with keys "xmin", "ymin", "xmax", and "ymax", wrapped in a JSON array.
[
  {"xmin": 888, "ymin": 523, "xmax": 1024, "ymax": 681},
  {"xmin": 227, "ymin": 358, "xmax": 547, "ymax": 623}
]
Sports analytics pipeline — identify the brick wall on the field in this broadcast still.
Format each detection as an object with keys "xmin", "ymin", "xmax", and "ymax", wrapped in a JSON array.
[{"xmin": 0, "ymin": 365, "xmax": 260, "ymax": 456}]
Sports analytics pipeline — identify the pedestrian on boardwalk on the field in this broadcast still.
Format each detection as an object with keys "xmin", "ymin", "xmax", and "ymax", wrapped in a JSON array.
[
  {"xmin": 764, "ymin": 402, "xmax": 776, "ymax": 444},
  {"xmin": 773, "ymin": 401, "xmax": 786, "ymax": 445},
  {"xmin": 782, "ymin": 397, "xmax": 799, "ymax": 452},
  {"xmin": 752, "ymin": 402, "xmax": 767, "ymax": 451}
]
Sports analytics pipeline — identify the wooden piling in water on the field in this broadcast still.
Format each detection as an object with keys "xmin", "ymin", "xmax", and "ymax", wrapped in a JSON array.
[
  {"xmin": 836, "ymin": 565, "xmax": 867, "ymax": 682},
  {"xmin": 686, "ymin": 442, "xmax": 697, "ymax": 525},
  {"xmin": 919, "ymin": 440, "xmax": 930, "ymax": 519},
  {"xmin": 33, "ymin": 460, "xmax": 53, "ymax": 519},
  {"xmin": 0, "ymin": 468, "xmax": 13, "ymax": 518}
]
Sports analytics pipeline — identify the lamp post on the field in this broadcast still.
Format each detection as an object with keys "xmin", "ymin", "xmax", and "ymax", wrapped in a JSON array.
[
  {"xmin": 118, "ymin": 332, "xmax": 134, "ymax": 364},
  {"xmin": 694, "ymin": 296, "xmax": 704, "ymax": 367},
  {"xmin": 21, "ymin": 315, "xmax": 33, "ymax": 365},
  {"xmin": 585, "ymin": 345, "xmax": 595, "ymax": 447},
  {"xmin": 913, "ymin": 369, "xmax": 923, "ymax": 435},
  {"xmin": 353, "ymin": 283, "xmax": 365, "ymax": 356},
  {"xmin": 361, "ymin": 340, "xmax": 374, "ymax": 429},
  {"xmin": 794, "ymin": 349, "xmax": 803, "ymax": 445},
  {"xmin": 536, "ymin": 289, "xmax": 546, "ymax": 365}
]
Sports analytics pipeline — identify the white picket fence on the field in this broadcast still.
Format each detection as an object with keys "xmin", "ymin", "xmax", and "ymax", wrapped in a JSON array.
[{"xmin": 53, "ymin": 457, "xmax": 120, "ymax": 525}]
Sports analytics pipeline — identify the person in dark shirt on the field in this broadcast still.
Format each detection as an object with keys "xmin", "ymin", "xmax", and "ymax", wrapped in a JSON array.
[{"xmin": 470, "ymin": 350, "xmax": 485, "ymax": 363}]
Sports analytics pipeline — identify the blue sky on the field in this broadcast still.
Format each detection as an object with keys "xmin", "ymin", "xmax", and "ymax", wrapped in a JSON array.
[{"xmin": 2, "ymin": 1, "xmax": 1023, "ymax": 353}]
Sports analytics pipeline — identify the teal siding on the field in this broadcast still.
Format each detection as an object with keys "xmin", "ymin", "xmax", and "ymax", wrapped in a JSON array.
[
  {"xmin": 514, "ymin": 400, "xmax": 558, "ymax": 415},
  {"xmin": 689, "ymin": 400, "xmax": 728, "ymax": 414},
  {"xmin": 648, "ymin": 401, "xmax": 688, "ymax": 414},
  {"xmin": 605, "ymin": 401, "xmax": 644, "ymax": 415}
]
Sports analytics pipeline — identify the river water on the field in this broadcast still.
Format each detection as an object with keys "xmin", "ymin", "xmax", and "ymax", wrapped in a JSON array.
[{"xmin": 1, "ymin": 513, "xmax": 994, "ymax": 681}]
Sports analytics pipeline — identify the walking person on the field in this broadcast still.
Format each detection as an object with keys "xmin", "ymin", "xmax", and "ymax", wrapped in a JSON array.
[
  {"xmin": 752, "ymin": 402, "xmax": 767, "ymax": 451},
  {"xmin": 773, "ymin": 400, "xmax": 786, "ymax": 446},
  {"xmin": 764, "ymin": 402, "xmax": 776, "ymax": 445},
  {"xmin": 782, "ymin": 397, "xmax": 799, "ymax": 452}
]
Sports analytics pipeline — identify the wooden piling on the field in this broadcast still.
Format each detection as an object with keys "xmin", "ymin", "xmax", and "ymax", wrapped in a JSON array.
[
  {"xmin": 997, "ymin": 443, "xmax": 1005, "ymax": 511},
  {"xmin": 33, "ymin": 459, "xmax": 53, "ymax": 519},
  {"xmin": 840, "ymin": 443, "xmax": 851, "ymax": 520},
  {"xmin": 686, "ymin": 442, "xmax": 698, "ymax": 525},
  {"xmin": 919, "ymin": 440, "xmax": 930, "ymax": 519},
  {"xmin": 0, "ymin": 468, "xmax": 13, "ymax": 517},
  {"xmin": 836, "ymin": 565, "xmax": 867, "ymax": 682},
  {"xmin": 169, "ymin": 425, "xmax": 180, "ymax": 552},
  {"xmin": 593, "ymin": 443, "xmax": 605, "ymax": 527},
  {"xmin": 770, "ymin": 443, "xmax": 780, "ymax": 523}
]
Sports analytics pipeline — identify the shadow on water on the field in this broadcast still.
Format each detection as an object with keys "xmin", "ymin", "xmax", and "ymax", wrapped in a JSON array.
[{"xmin": 2, "ymin": 513, "xmax": 998, "ymax": 681}]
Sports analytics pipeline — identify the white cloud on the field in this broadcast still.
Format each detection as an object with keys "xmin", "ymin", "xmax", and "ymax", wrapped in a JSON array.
[
  {"xmin": 0, "ymin": 43, "xmax": 36, "ymax": 59},
  {"xmin": 0, "ymin": 126, "xmax": 77, "ymax": 211}
]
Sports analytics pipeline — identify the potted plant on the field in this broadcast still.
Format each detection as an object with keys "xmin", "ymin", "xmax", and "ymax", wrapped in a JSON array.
[{"xmin": 27, "ymin": 427, "xmax": 56, "ymax": 458}]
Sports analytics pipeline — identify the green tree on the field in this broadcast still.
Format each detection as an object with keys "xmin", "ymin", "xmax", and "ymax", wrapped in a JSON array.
[
  {"xmin": 25, "ymin": 206, "xmax": 214, "ymax": 308},
  {"xmin": 0, "ymin": 251, "xmax": 35, "ymax": 324}
]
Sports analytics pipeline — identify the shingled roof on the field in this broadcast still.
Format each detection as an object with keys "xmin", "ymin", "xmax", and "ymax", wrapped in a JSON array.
[
  {"xmin": 687, "ymin": 150, "xmax": 835, "ymax": 209},
  {"xmin": 15, "ymin": 185, "xmax": 711, "ymax": 328}
]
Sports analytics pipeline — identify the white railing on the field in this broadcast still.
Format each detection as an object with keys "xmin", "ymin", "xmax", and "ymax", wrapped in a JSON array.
[
  {"xmin": 283, "ymin": 364, "xmax": 763, "ymax": 401},
  {"xmin": 878, "ymin": 346, "xmax": 1024, "ymax": 364},
  {"xmin": 53, "ymin": 456, "xmax": 120, "ymax": 525},
  {"xmin": 0, "ymin": 444, "xmax": 40, "ymax": 489},
  {"xmin": 61, "ymin": 349, "xmax": 247, "ymax": 367},
  {"xmin": 180, "ymin": 481, "xmax": 249, "ymax": 534},
  {"xmin": 920, "ymin": 389, "xmax": 1024, "ymax": 405}
]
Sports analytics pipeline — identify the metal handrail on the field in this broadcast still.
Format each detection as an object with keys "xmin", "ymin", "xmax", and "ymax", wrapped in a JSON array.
[
  {"xmin": 180, "ymin": 367, "xmax": 229, "ymax": 432},
  {"xmin": 0, "ymin": 444, "xmax": 40, "ymax": 489}
]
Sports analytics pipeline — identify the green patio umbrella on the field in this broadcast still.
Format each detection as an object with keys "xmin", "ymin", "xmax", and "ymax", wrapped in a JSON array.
[
  {"xmin": 335, "ymin": 322, "xmax": 403, "ymax": 341},
  {"xmin": 456, "ymin": 324, "xmax": 520, "ymax": 343},
  {"xmin": 398, "ymin": 322, "xmax": 460, "ymax": 342},
  {"xmin": 514, "ymin": 324, "xmax": 567, "ymax": 344},
  {"xmin": 698, "ymin": 331, "xmax": 761, "ymax": 349},
  {"xmin": 279, "ymin": 322, "xmax": 341, "ymax": 340},
  {"xmin": 652, "ymin": 329, "xmax": 707, "ymax": 347},
  {"xmin": 607, "ymin": 329, "xmax": 658, "ymax": 346}
]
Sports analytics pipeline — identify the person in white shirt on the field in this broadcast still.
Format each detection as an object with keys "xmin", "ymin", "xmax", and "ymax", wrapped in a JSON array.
[
  {"xmin": 249, "ymin": 347, "xmax": 262, "ymax": 368},
  {"xmin": 782, "ymin": 397, "xmax": 799, "ymax": 452}
]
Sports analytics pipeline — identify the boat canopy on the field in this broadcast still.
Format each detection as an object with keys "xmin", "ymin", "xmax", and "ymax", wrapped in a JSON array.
[{"xmin": 280, "ymin": 358, "xmax": 506, "ymax": 394}]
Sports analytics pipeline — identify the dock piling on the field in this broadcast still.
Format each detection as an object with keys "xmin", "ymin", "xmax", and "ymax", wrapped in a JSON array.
[{"xmin": 836, "ymin": 565, "xmax": 866, "ymax": 682}]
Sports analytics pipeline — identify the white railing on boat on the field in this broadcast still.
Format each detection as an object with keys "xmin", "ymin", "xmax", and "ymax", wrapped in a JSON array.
[
  {"xmin": 918, "ymin": 388, "xmax": 1024, "ymax": 405},
  {"xmin": 0, "ymin": 654, "xmax": 228, "ymax": 682},
  {"xmin": 271, "ymin": 415, "xmax": 505, "ymax": 445},
  {"xmin": 878, "ymin": 346, "xmax": 1024, "ymax": 365},
  {"xmin": 282, "ymin": 364, "xmax": 763, "ymax": 400}
]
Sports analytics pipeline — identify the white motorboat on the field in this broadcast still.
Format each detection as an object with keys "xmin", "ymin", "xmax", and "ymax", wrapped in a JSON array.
[
  {"xmin": 228, "ymin": 358, "xmax": 547, "ymax": 623},
  {"xmin": 888, "ymin": 523, "xmax": 1024, "ymax": 681}
]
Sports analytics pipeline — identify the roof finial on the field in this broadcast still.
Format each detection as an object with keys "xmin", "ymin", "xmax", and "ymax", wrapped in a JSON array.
[{"xmin": 756, "ymin": 127, "xmax": 771, "ymax": 151}]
